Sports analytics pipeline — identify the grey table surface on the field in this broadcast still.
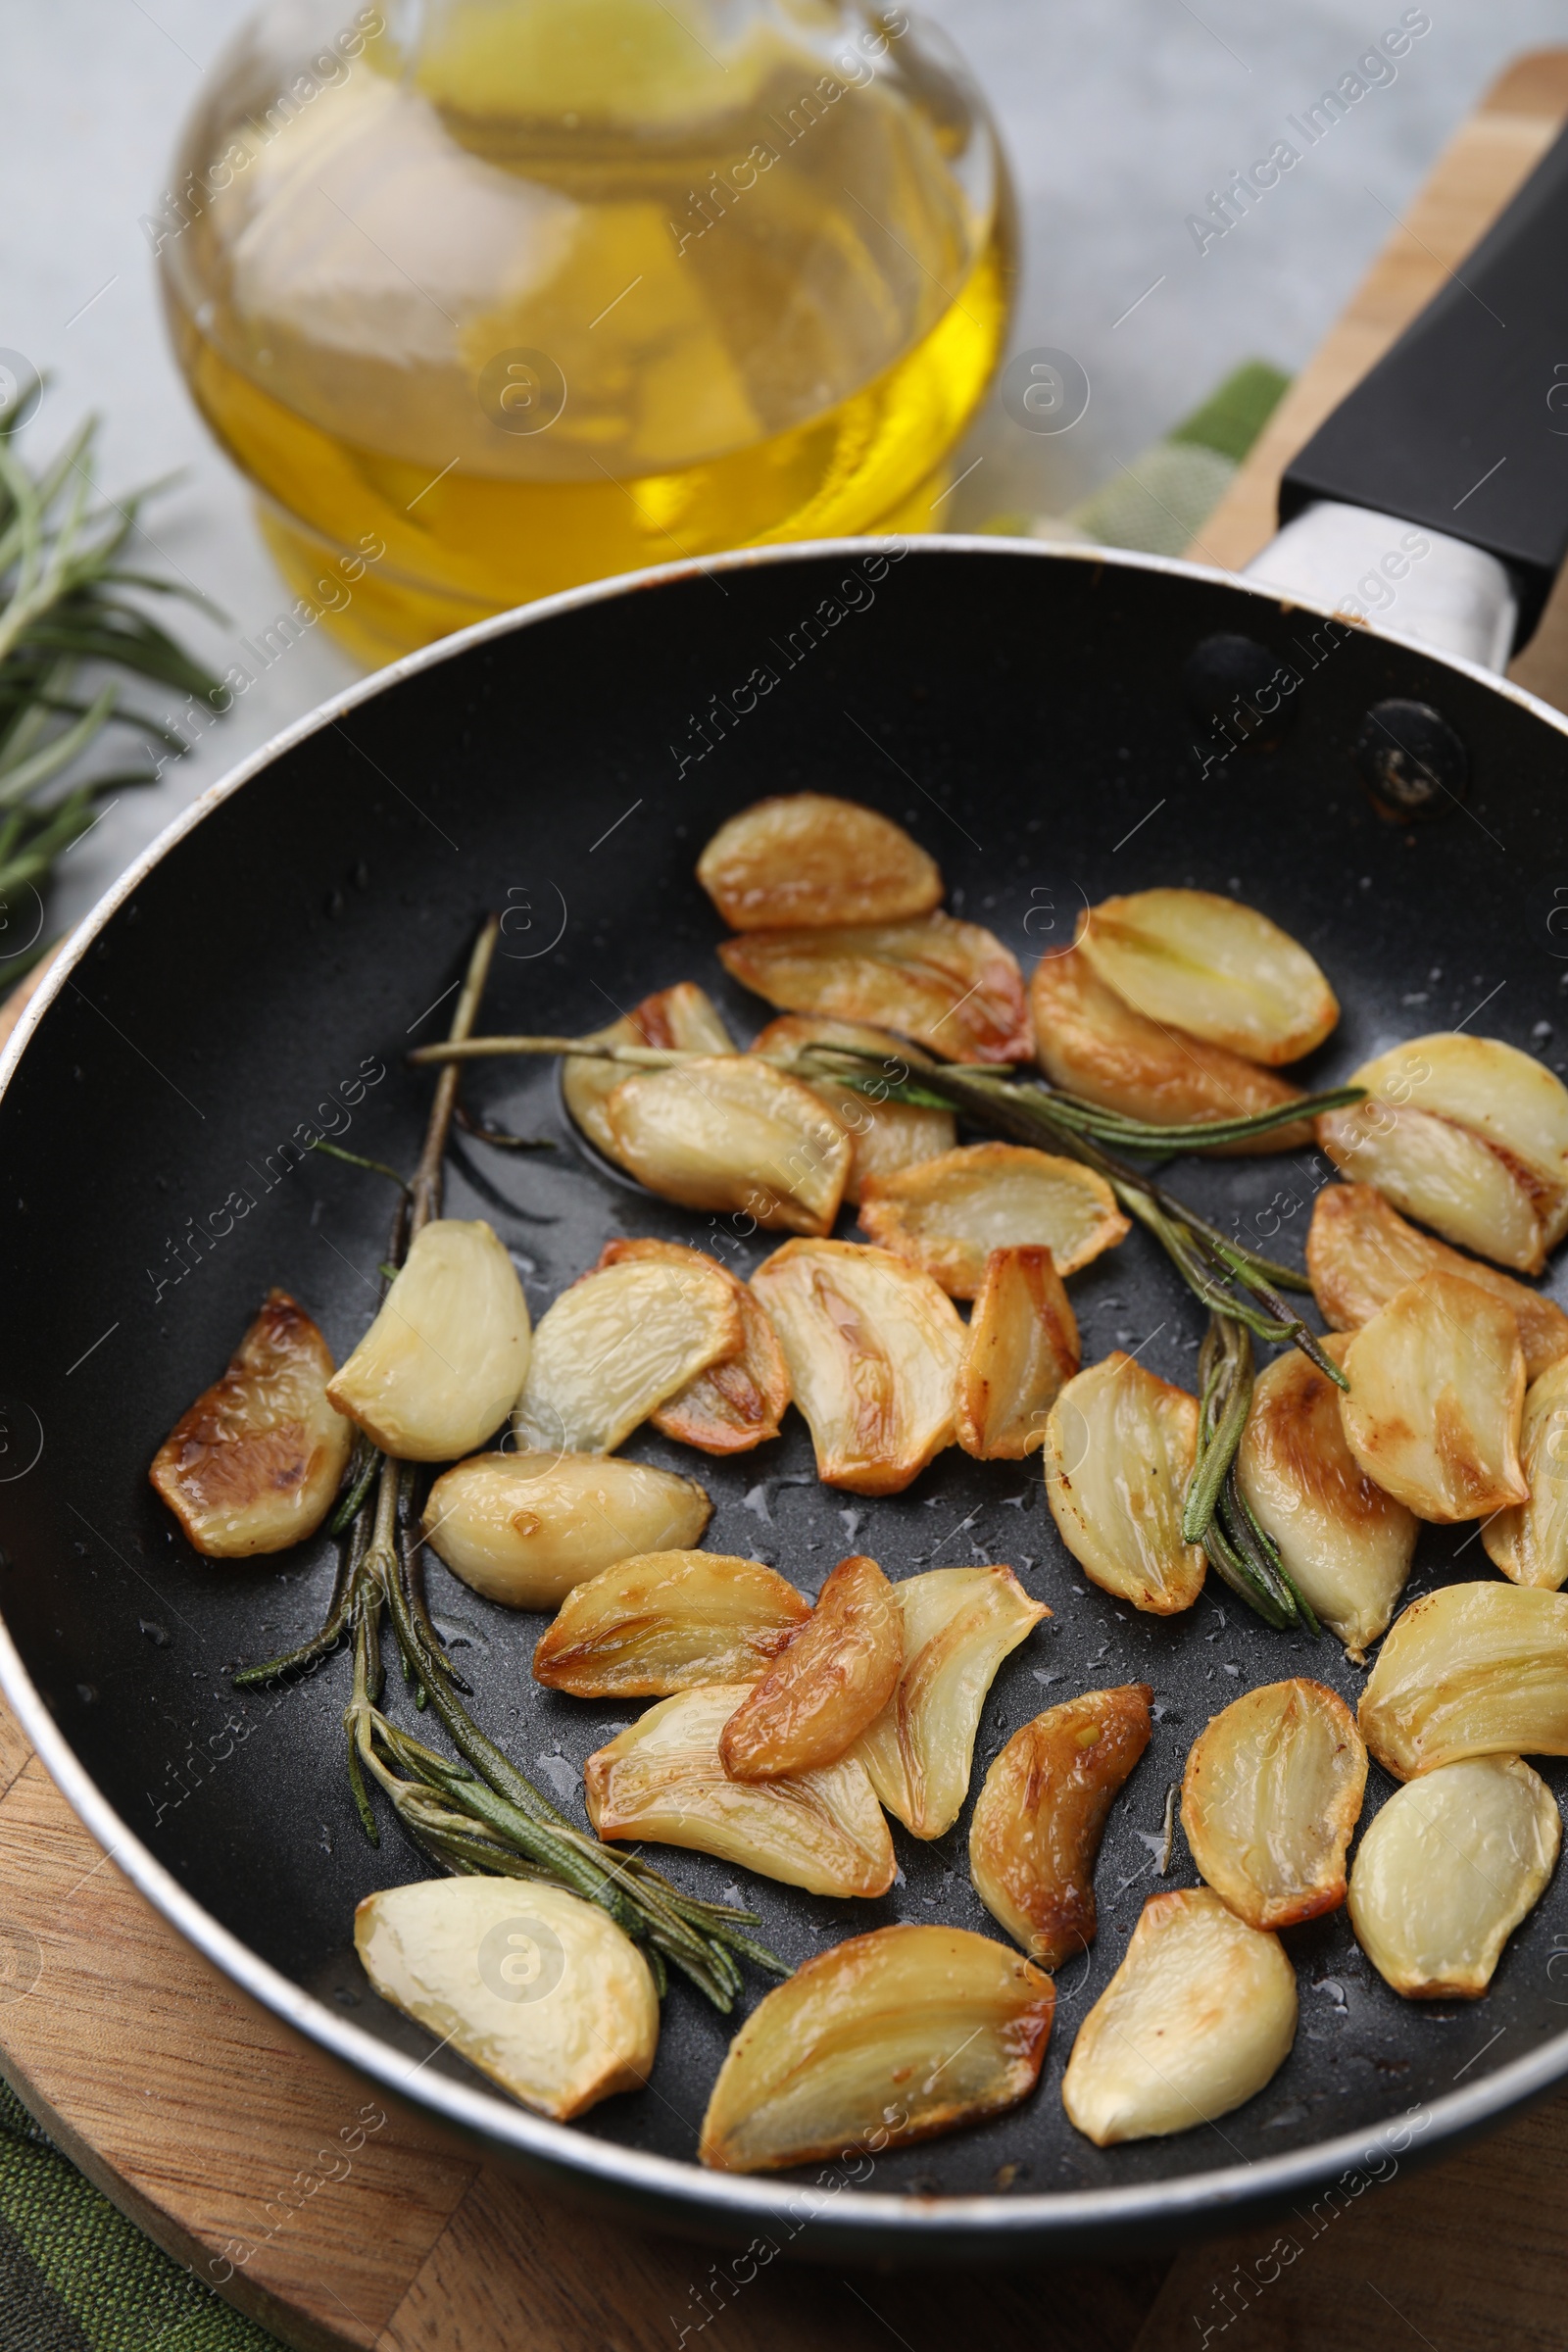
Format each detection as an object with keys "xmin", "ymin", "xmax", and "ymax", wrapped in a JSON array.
[{"xmin": 4, "ymin": 0, "xmax": 1563, "ymax": 940}]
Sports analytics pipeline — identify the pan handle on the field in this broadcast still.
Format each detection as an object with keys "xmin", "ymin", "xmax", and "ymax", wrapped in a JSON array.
[{"xmin": 1246, "ymin": 117, "xmax": 1568, "ymax": 668}]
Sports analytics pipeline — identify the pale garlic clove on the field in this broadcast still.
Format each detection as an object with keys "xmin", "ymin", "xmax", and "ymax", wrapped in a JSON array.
[
  {"xmin": 1485, "ymin": 1357, "xmax": 1568, "ymax": 1588},
  {"xmin": 1339, "ymin": 1272, "xmax": 1527, "ymax": 1522},
  {"xmin": 956, "ymin": 1245, "xmax": 1080, "ymax": 1460},
  {"xmin": 422, "ymin": 1455, "xmax": 712, "ymax": 1612},
  {"xmin": 584, "ymin": 1685, "xmax": 896, "ymax": 1897},
  {"xmin": 604, "ymin": 1054, "xmax": 851, "ymax": 1235},
  {"xmin": 851, "ymin": 1565, "xmax": 1049, "ymax": 1838},
  {"xmin": 968, "ymin": 1684, "xmax": 1152, "ymax": 1966},
  {"xmin": 354, "ymin": 1878, "xmax": 657, "ymax": 2121},
  {"xmin": 599, "ymin": 1239, "xmax": 791, "ymax": 1455},
  {"xmin": 533, "ymin": 1550, "xmax": 808, "ymax": 1696},
  {"xmin": 150, "ymin": 1289, "xmax": 353, "ymax": 1558},
  {"xmin": 1075, "ymin": 888, "xmax": 1338, "ymax": 1066},
  {"xmin": 1358, "ymin": 1582, "xmax": 1568, "ymax": 1779},
  {"xmin": 699, "ymin": 1924, "xmax": 1054, "ymax": 2174},
  {"xmin": 858, "ymin": 1142, "xmax": 1129, "ymax": 1298},
  {"xmin": 1235, "ymin": 1332, "xmax": 1417, "ymax": 1660},
  {"xmin": 513, "ymin": 1251, "xmax": 742, "ymax": 1456},
  {"xmin": 1181, "ymin": 1679, "xmax": 1367, "ymax": 1932},
  {"xmin": 1348, "ymin": 1755, "xmax": 1560, "ymax": 1999},
  {"xmin": 1061, "ymin": 1887, "xmax": 1297, "ymax": 2147},
  {"xmin": 697, "ymin": 793, "xmax": 943, "ymax": 931},
  {"xmin": 718, "ymin": 911, "xmax": 1032, "ymax": 1064},
  {"xmin": 1030, "ymin": 946, "xmax": 1312, "ymax": 1152},
  {"xmin": 563, "ymin": 982, "xmax": 733, "ymax": 1160},
  {"xmin": 719, "ymin": 1553, "xmax": 902, "ymax": 1781},
  {"xmin": 1351, "ymin": 1033, "xmax": 1568, "ymax": 1250},
  {"xmin": 1316, "ymin": 1099, "xmax": 1546, "ymax": 1274},
  {"xmin": 328, "ymin": 1220, "xmax": 531, "ymax": 1463},
  {"xmin": 1044, "ymin": 1354, "xmax": 1205, "ymax": 1614},
  {"xmin": 750, "ymin": 1239, "xmax": 965, "ymax": 1494},
  {"xmin": 1306, "ymin": 1182, "xmax": 1568, "ymax": 1381},
  {"xmin": 749, "ymin": 1014, "xmax": 956, "ymax": 1203}
]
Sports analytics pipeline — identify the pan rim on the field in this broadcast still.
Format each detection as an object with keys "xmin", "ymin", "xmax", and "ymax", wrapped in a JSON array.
[{"xmin": 4, "ymin": 530, "xmax": 1567, "ymax": 2248}]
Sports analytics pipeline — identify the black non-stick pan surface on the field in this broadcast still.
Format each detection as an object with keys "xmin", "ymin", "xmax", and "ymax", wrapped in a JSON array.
[{"xmin": 4, "ymin": 535, "xmax": 1568, "ymax": 2262}]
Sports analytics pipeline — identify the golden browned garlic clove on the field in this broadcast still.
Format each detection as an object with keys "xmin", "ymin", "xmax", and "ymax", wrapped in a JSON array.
[
  {"xmin": 1181, "ymin": 1680, "xmax": 1367, "ymax": 1932},
  {"xmin": 750, "ymin": 1238, "xmax": 965, "ymax": 1494},
  {"xmin": 532, "ymin": 1550, "xmax": 808, "ymax": 1695},
  {"xmin": 718, "ymin": 911, "xmax": 1032, "ymax": 1064},
  {"xmin": 563, "ymin": 982, "xmax": 733, "ymax": 1160},
  {"xmin": 584, "ymin": 1685, "xmax": 896, "ymax": 1897},
  {"xmin": 513, "ymin": 1251, "xmax": 742, "ymax": 1456},
  {"xmin": 968, "ymin": 1685, "xmax": 1152, "ymax": 1966},
  {"xmin": 956, "ymin": 1245, "xmax": 1080, "ymax": 1459},
  {"xmin": 328, "ymin": 1220, "xmax": 531, "ymax": 1463},
  {"xmin": 852, "ymin": 1566, "xmax": 1049, "ymax": 1838},
  {"xmin": 1060, "ymin": 1887, "xmax": 1297, "ymax": 2146},
  {"xmin": 423, "ymin": 1456, "xmax": 713, "ymax": 1612},
  {"xmin": 355, "ymin": 1878, "xmax": 657, "ymax": 2120},
  {"xmin": 1348, "ymin": 1755, "xmax": 1560, "ymax": 1999},
  {"xmin": 1044, "ymin": 1355, "xmax": 1206, "ymax": 1614},
  {"xmin": 699, "ymin": 1924, "xmax": 1054, "ymax": 2173},
  {"xmin": 597, "ymin": 1239, "xmax": 790, "ymax": 1455},
  {"xmin": 1030, "ymin": 946, "xmax": 1312, "ymax": 1151},
  {"xmin": 1306, "ymin": 1182, "xmax": 1568, "ymax": 1381},
  {"xmin": 604, "ymin": 1055, "xmax": 852, "ymax": 1235},
  {"xmin": 749, "ymin": 1014, "xmax": 956, "ymax": 1203},
  {"xmin": 1339, "ymin": 1273, "xmax": 1527, "ymax": 1522},
  {"xmin": 1236, "ymin": 1333, "xmax": 1417, "ymax": 1659},
  {"xmin": 1350, "ymin": 1034, "xmax": 1568, "ymax": 1250},
  {"xmin": 858, "ymin": 1142, "xmax": 1129, "ymax": 1298},
  {"xmin": 1358, "ymin": 1583, "xmax": 1568, "ymax": 1779},
  {"xmin": 697, "ymin": 793, "xmax": 943, "ymax": 931},
  {"xmin": 150, "ymin": 1290, "xmax": 353, "ymax": 1557},
  {"xmin": 1075, "ymin": 888, "xmax": 1339, "ymax": 1066},
  {"xmin": 1485, "ymin": 1357, "xmax": 1568, "ymax": 1588},
  {"xmin": 718, "ymin": 1553, "xmax": 902, "ymax": 1781},
  {"xmin": 1316, "ymin": 1099, "xmax": 1547, "ymax": 1274}
]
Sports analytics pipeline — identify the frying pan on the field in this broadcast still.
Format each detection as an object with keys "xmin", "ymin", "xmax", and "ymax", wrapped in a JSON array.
[{"xmin": 6, "ymin": 115, "xmax": 1568, "ymax": 2274}]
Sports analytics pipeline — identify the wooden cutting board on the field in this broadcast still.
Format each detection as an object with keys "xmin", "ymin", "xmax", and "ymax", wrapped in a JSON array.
[{"xmin": 7, "ymin": 49, "xmax": 1568, "ymax": 2352}]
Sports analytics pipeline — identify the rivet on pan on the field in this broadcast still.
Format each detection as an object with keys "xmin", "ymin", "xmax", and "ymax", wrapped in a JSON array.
[
  {"xmin": 1354, "ymin": 700, "xmax": 1468, "ymax": 821},
  {"xmin": 1181, "ymin": 633, "xmax": 1298, "ymax": 762}
]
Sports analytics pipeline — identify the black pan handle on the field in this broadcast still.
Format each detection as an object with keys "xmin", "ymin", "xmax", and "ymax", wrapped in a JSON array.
[{"xmin": 1279, "ymin": 117, "xmax": 1568, "ymax": 650}]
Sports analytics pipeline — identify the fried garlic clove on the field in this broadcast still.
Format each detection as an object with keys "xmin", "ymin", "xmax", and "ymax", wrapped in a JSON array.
[
  {"xmin": 328, "ymin": 1220, "xmax": 531, "ymax": 1463},
  {"xmin": 968, "ymin": 1685, "xmax": 1152, "ymax": 1966},
  {"xmin": 852, "ymin": 1566, "xmax": 1049, "ymax": 1838},
  {"xmin": 533, "ymin": 1550, "xmax": 808, "ymax": 1696},
  {"xmin": 1181, "ymin": 1679, "xmax": 1367, "ymax": 1932},
  {"xmin": 719, "ymin": 1554, "xmax": 902, "ymax": 1781},
  {"xmin": 150, "ymin": 1289, "xmax": 353, "ymax": 1557},
  {"xmin": 1358, "ymin": 1583, "xmax": 1568, "ymax": 1779},
  {"xmin": 751, "ymin": 1239, "xmax": 965, "ymax": 1494},
  {"xmin": 355, "ymin": 1879, "xmax": 657, "ymax": 2120},
  {"xmin": 1075, "ymin": 888, "xmax": 1338, "ymax": 1066},
  {"xmin": 1030, "ymin": 946, "xmax": 1312, "ymax": 1151},
  {"xmin": 598, "ymin": 1239, "xmax": 790, "ymax": 1455},
  {"xmin": 604, "ymin": 1054, "xmax": 851, "ymax": 1235},
  {"xmin": 513, "ymin": 1251, "xmax": 742, "ymax": 1455},
  {"xmin": 1351, "ymin": 1034, "xmax": 1568, "ymax": 1250},
  {"xmin": 956, "ymin": 1245, "xmax": 1080, "ymax": 1460},
  {"xmin": 858, "ymin": 1142, "xmax": 1129, "ymax": 1298},
  {"xmin": 1044, "ymin": 1355, "xmax": 1205, "ymax": 1614},
  {"xmin": 1348, "ymin": 1755, "xmax": 1560, "ymax": 1999},
  {"xmin": 1060, "ymin": 1887, "xmax": 1297, "ymax": 2146},
  {"xmin": 718, "ymin": 911, "xmax": 1031, "ymax": 1064},
  {"xmin": 584, "ymin": 1685, "xmax": 896, "ymax": 1897},
  {"xmin": 699, "ymin": 1924, "xmax": 1054, "ymax": 2174},
  {"xmin": 422, "ymin": 1454, "xmax": 712, "ymax": 1612},
  {"xmin": 749, "ymin": 1014, "xmax": 956, "ymax": 1203},
  {"xmin": 1317, "ymin": 1099, "xmax": 1546, "ymax": 1273},
  {"xmin": 697, "ymin": 793, "xmax": 943, "ymax": 931},
  {"xmin": 1236, "ymin": 1332, "xmax": 1417, "ymax": 1660},
  {"xmin": 563, "ymin": 982, "xmax": 733, "ymax": 1160},
  {"xmin": 1485, "ymin": 1357, "xmax": 1568, "ymax": 1588},
  {"xmin": 1306, "ymin": 1182, "xmax": 1568, "ymax": 1381},
  {"xmin": 1339, "ymin": 1272, "xmax": 1527, "ymax": 1522}
]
